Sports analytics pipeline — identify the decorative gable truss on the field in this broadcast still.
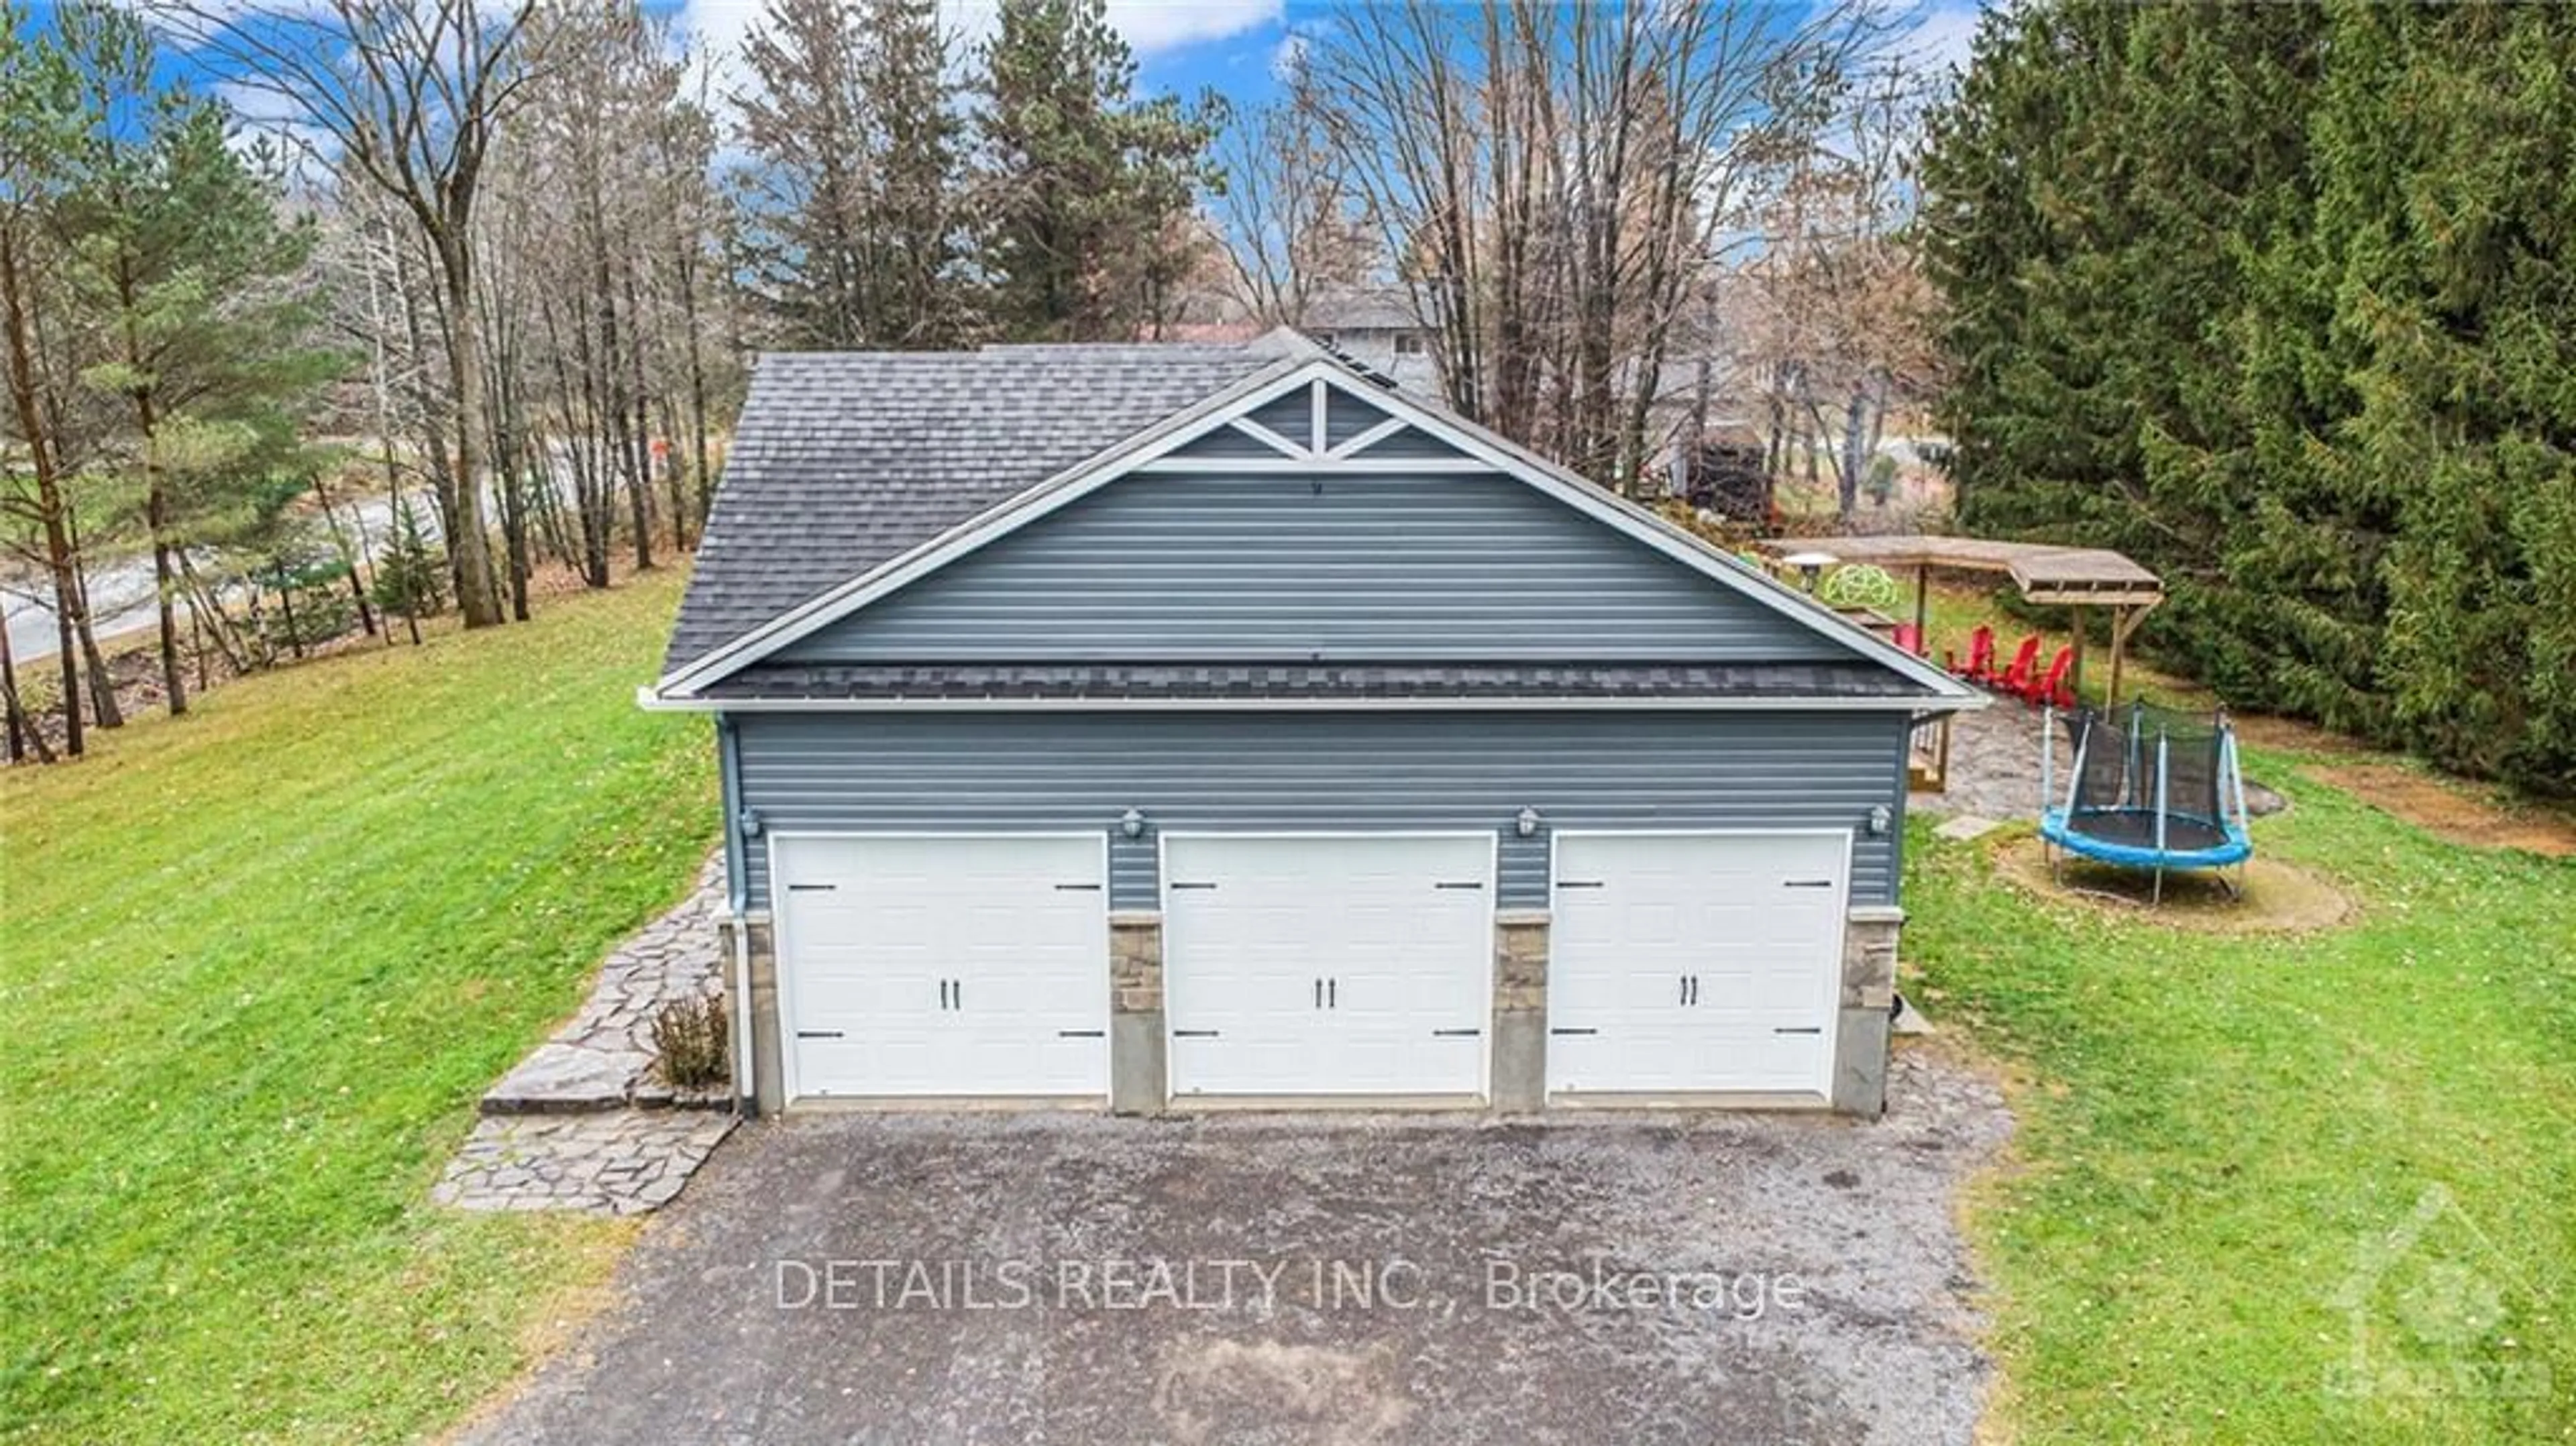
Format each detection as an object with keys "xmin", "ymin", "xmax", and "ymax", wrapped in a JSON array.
[
  {"xmin": 1155, "ymin": 378, "xmax": 1477, "ymax": 469},
  {"xmin": 648, "ymin": 355, "xmax": 1982, "ymax": 707}
]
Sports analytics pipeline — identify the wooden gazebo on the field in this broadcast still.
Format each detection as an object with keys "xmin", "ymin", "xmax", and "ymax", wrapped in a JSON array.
[{"xmin": 1756, "ymin": 534, "xmax": 2165, "ymax": 791}]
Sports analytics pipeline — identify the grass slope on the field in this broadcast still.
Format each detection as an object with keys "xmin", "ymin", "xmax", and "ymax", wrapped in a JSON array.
[
  {"xmin": 1909, "ymin": 742, "xmax": 2576, "ymax": 1443},
  {"xmin": 0, "ymin": 571, "xmax": 715, "ymax": 1444}
]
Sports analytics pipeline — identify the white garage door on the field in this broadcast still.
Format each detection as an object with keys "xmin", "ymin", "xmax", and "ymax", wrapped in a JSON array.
[
  {"xmin": 1548, "ymin": 832, "xmax": 1847, "ymax": 1098},
  {"xmin": 1163, "ymin": 834, "xmax": 1493, "ymax": 1099},
  {"xmin": 771, "ymin": 834, "xmax": 1109, "ymax": 1102}
]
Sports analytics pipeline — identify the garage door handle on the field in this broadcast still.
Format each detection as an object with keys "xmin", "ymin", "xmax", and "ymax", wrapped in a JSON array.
[
  {"xmin": 1054, "ymin": 882, "xmax": 1102, "ymax": 892},
  {"xmin": 1774, "ymin": 1026, "xmax": 1823, "ymax": 1036},
  {"xmin": 1557, "ymin": 880, "xmax": 1605, "ymax": 890},
  {"xmin": 786, "ymin": 883, "xmax": 836, "ymax": 893},
  {"xmin": 1434, "ymin": 880, "xmax": 1484, "ymax": 890},
  {"xmin": 1169, "ymin": 881, "xmax": 1218, "ymax": 891},
  {"xmin": 1783, "ymin": 879, "xmax": 1835, "ymax": 889},
  {"xmin": 1057, "ymin": 1029, "xmax": 1105, "ymax": 1038},
  {"xmin": 1432, "ymin": 1027, "xmax": 1481, "ymax": 1038},
  {"xmin": 1550, "ymin": 1027, "xmax": 1599, "ymax": 1036},
  {"xmin": 1173, "ymin": 1029, "xmax": 1220, "ymax": 1038},
  {"xmin": 795, "ymin": 1030, "xmax": 844, "ymax": 1040}
]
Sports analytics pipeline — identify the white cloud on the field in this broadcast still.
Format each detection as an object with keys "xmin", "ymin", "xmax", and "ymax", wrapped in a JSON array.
[
  {"xmin": 211, "ymin": 78, "xmax": 339, "ymax": 166},
  {"xmin": 675, "ymin": 0, "xmax": 1281, "ymax": 86},
  {"xmin": 1104, "ymin": 0, "xmax": 1279, "ymax": 58},
  {"xmin": 1268, "ymin": 30, "xmax": 1306, "ymax": 82},
  {"xmin": 1896, "ymin": 1, "xmax": 1982, "ymax": 76}
]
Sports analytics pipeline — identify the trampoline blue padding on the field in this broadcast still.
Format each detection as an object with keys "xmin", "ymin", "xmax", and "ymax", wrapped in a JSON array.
[{"xmin": 2041, "ymin": 807, "xmax": 2251, "ymax": 870}]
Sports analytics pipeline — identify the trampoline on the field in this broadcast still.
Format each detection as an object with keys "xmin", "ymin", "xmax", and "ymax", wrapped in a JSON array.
[{"xmin": 2039, "ymin": 702, "xmax": 2253, "ymax": 901}]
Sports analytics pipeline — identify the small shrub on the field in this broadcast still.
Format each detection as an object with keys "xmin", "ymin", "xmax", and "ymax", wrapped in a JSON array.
[
  {"xmin": 649, "ymin": 993, "xmax": 731, "ymax": 1092},
  {"xmin": 371, "ymin": 499, "xmax": 448, "ymax": 619},
  {"xmin": 261, "ymin": 588, "xmax": 357, "ymax": 652},
  {"xmin": 1865, "ymin": 453, "xmax": 1900, "ymax": 506}
]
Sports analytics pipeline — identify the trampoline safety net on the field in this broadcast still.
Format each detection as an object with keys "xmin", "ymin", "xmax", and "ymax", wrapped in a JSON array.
[{"xmin": 2059, "ymin": 703, "xmax": 2232, "ymax": 852}]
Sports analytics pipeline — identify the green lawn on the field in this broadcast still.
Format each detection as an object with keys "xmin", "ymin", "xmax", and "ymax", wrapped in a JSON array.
[
  {"xmin": 1907, "ymin": 746, "xmax": 2576, "ymax": 1443},
  {"xmin": 5, "ymin": 556, "xmax": 2571, "ymax": 1445},
  {"xmin": 0, "ymin": 570, "xmax": 716, "ymax": 1444}
]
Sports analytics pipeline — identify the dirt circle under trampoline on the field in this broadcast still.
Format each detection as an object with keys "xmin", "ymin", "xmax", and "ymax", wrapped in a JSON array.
[{"xmin": 1991, "ymin": 836, "xmax": 2357, "ymax": 934}]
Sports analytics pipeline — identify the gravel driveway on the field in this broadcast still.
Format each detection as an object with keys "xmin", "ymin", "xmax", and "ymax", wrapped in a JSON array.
[{"xmin": 460, "ymin": 1046, "xmax": 2010, "ymax": 1446}]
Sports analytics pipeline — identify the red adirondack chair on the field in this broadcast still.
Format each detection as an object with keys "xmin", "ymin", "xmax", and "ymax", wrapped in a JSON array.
[
  {"xmin": 1951, "ymin": 624, "xmax": 1996, "ymax": 682},
  {"xmin": 2023, "ymin": 644, "xmax": 2076, "ymax": 708},
  {"xmin": 1994, "ymin": 634, "xmax": 2042, "ymax": 696},
  {"xmin": 1893, "ymin": 622, "xmax": 1924, "ymax": 656}
]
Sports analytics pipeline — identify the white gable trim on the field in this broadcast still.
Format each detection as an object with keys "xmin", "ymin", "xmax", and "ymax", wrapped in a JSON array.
[
  {"xmin": 654, "ymin": 355, "xmax": 1980, "ymax": 703},
  {"xmin": 1328, "ymin": 414, "xmax": 1412, "ymax": 459},
  {"xmin": 1224, "ymin": 417, "xmax": 1309, "ymax": 459}
]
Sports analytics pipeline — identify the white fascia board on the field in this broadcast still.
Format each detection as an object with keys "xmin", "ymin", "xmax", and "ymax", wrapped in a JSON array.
[{"xmin": 652, "ymin": 351, "xmax": 1976, "ymax": 705}]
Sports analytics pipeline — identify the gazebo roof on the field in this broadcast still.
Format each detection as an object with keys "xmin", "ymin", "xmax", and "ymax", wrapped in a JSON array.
[{"xmin": 1756, "ymin": 535, "xmax": 2163, "ymax": 608}]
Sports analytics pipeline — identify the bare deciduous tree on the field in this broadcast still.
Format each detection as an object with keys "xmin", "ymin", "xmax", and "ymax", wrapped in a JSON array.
[
  {"xmin": 1214, "ymin": 75, "xmax": 1381, "ymax": 325},
  {"xmin": 151, "ymin": 0, "xmax": 544, "ymax": 629},
  {"xmin": 1302, "ymin": 0, "xmax": 1884, "ymax": 490}
]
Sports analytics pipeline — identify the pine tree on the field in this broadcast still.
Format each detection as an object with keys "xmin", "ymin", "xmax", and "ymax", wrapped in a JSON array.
[
  {"xmin": 1920, "ymin": 0, "xmax": 2576, "ymax": 792},
  {"xmin": 54, "ymin": 1, "xmax": 335, "ymax": 716},
  {"xmin": 734, "ymin": 0, "xmax": 969, "ymax": 348},
  {"xmin": 975, "ymin": 0, "xmax": 1224, "ymax": 342}
]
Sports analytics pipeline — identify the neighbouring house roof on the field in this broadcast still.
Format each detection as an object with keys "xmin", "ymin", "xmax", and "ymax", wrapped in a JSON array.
[
  {"xmin": 697, "ymin": 660, "xmax": 1935, "ymax": 706},
  {"xmin": 665, "ymin": 339, "xmax": 1292, "ymax": 671},
  {"xmin": 1300, "ymin": 288, "xmax": 1419, "ymax": 333}
]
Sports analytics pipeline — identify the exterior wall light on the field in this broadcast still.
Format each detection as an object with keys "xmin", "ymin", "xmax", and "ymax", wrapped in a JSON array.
[
  {"xmin": 1868, "ymin": 804, "xmax": 1892, "ymax": 836},
  {"xmin": 737, "ymin": 807, "xmax": 765, "ymax": 838},
  {"xmin": 1120, "ymin": 808, "xmax": 1146, "ymax": 838},
  {"xmin": 1516, "ymin": 807, "xmax": 1542, "ymax": 838}
]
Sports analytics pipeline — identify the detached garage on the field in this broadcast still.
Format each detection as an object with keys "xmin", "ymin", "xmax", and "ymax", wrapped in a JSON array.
[{"xmin": 646, "ymin": 331, "xmax": 1979, "ymax": 1117}]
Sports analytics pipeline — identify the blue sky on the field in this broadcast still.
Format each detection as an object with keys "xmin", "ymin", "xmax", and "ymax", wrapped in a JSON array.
[
  {"xmin": 661, "ymin": 0, "xmax": 1322, "ymax": 109},
  {"xmin": 15, "ymin": 1, "xmax": 1983, "ymax": 152},
  {"xmin": 661, "ymin": 1, "xmax": 1985, "ymax": 116}
]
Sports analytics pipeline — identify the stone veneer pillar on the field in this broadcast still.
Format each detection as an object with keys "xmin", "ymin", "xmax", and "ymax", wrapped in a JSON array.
[
  {"xmin": 1491, "ymin": 911, "xmax": 1551, "ymax": 1112},
  {"xmin": 1833, "ymin": 906, "xmax": 1904, "ymax": 1115},
  {"xmin": 1108, "ymin": 912, "xmax": 1165, "ymax": 1115}
]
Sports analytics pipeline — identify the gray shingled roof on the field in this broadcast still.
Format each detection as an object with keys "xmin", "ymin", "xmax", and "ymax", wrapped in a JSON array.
[
  {"xmin": 701, "ymin": 661, "xmax": 1935, "ymax": 703},
  {"xmin": 663, "ymin": 339, "xmax": 1290, "ymax": 673}
]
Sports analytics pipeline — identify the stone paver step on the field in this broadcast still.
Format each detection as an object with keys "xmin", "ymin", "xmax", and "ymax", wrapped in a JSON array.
[{"xmin": 433, "ymin": 1111, "xmax": 737, "ymax": 1217}]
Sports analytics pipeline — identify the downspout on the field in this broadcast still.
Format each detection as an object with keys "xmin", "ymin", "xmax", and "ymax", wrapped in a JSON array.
[{"xmin": 716, "ymin": 713, "xmax": 757, "ymax": 1117}]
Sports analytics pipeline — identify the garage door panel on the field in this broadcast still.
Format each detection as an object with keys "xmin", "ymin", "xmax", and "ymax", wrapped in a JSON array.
[
  {"xmin": 1165, "ymin": 835, "xmax": 1491, "ymax": 1099},
  {"xmin": 1549, "ymin": 832, "xmax": 1845, "ymax": 1099},
  {"xmin": 775, "ymin": 834, "xmax": 1109, "ymax": 1101}
]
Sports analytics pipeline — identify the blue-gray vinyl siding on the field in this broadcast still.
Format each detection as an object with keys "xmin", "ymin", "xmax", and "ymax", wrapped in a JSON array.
[
  {"xmin": 729, "ymin": 711, "xmax": 1911, "ymax": 912},
  {"xmin": 1167, "ymin": 426, "xmax": 1291, "ymax": 460},
  {"xmin": 775, "ymin": 467, "xmax": 1851, "ymax": 663},
  {"xmin": 1246, "ymin": 390, "xmax": 1315, "ymax": 441},
  {"xmin": 1324, "ymin": 386, "xmax": 1388, "ymax": 446},
  {"xmin": 1349, "ymin": 426, "xmax": 1470, "ymax": 461}
]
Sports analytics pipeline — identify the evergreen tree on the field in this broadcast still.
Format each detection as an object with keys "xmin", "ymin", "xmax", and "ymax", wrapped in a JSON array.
[
  {"xmin": 1919, "ymin": 0, "xmax": 2576, "ymax": 793},
  {"xmin": 734, "ymin": 0, "xmax": 970, "ymax": 347},
  {"xmin": 54, "ymin": 0, "xmax": 336, "ymax": 715},
  {"xmin": 975, "ymin": 0, "xmax": 1224, "ymax": 342}
]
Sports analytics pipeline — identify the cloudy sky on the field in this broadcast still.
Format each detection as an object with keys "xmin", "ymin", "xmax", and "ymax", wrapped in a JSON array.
[{"xmin": 662, "ymin": 0, "xmax": 1985, "ymax": 113}]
